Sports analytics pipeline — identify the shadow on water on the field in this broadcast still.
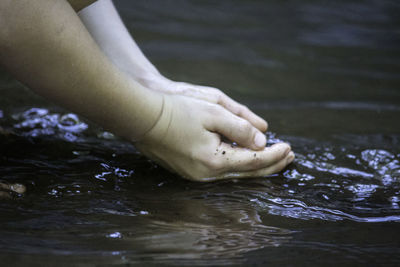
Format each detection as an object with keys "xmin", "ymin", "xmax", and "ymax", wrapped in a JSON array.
[{"xmin": 1, "ymin": 0, "xmax": 400, "ymax": 266}]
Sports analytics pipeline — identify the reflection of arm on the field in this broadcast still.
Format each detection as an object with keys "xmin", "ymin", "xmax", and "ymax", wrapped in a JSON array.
[
  {"xmin": 0, "ymin": 0, "xmax": 163, "ymax": 141},
  {"xmin": 79, "ymin": 0, "xmax": 161, "ymax": 85}
]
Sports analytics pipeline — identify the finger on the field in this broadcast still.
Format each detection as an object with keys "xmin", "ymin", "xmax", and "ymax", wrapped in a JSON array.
[
  {"xmin": 204, "ymin": 106, "xmax": 267, "ymax": 150},
  {"xmin": 177, "ymin": 83, "xmax": 268, "ymax": 132},
  {"xmin": 217, "ymin": 94, "xmax": 268, "ymax": 132},
  {"xmin": 212, "ymin": 151, "xmax": 295, "ymax": 181},
  {"xmin": 214, "ymin": 142, "xmax": 291, "ymax": 172}
]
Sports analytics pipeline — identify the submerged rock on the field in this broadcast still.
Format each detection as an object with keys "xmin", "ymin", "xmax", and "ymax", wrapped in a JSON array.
[{"xmin": 0, "ymin": 182, "xmax": 26, "ymax": 198}]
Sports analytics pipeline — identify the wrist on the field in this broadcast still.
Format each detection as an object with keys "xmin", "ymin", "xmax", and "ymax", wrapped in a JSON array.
[
  {"xmin": 134, "ymin": 93, "xmax": 173, "ymax": 144},
  {"xmin": 81, "ymin": 69, "xmax": 165, "ymax": 143},
  {"xmin": 116, "ymin": 79, "xmax": 165, "ymax": 142},
  {"xmin": 136, "ymin": 71, "xmax": 169, "ymax": 89}
]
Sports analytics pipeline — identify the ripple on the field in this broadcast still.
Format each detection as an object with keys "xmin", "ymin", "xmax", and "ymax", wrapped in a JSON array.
[
  {"xmin": 264, "ymin": 136, "xmax": 400, "ymax": 223},
  {"xmin": 1, "ymin": 106, "xmax": 400, "ymax": 264},
  {"xmin": 361, "ymin": 149, "xmax": 400, "ymax": 184},
  {"xmin": 12, "ymin": 108, "xmax": 88, "ymax": 141},
  {"xmin": 251, "ymin": 195, "xmax": 400, "ymax": 223},
  {"xmin": 119, "ymin": 217, "xmax": 292, "ymax": 265},
  {"xmin": 295, "ymin": 153, "xmax": 374, "ymax": 179},
  {"xmin": 346, "ymin": 183, "xmax": 379, "ymax": 200},
  {"xmin": 94, "ymin": 163, "xmax": 135, "ymax": 182}
]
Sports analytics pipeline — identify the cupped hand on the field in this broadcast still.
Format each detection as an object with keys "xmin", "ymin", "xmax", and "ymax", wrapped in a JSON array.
[
  {"xmin": 141, "ymin": 74, "xmax": 268, "ymax": 133},
  {"xmin": 134, "ymin": 94, "xmax": 294, "ymax": 182}
]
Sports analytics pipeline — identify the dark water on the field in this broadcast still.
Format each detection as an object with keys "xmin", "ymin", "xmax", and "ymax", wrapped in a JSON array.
[{"xmin": 1, "ymin": 0, "xmax": 400, "ymax": 265}]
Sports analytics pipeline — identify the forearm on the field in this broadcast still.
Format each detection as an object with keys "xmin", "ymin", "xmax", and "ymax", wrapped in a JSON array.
[
  {"xmin": 78, "ymin": 0, "xmax": 161, "ymax": 84},
  {"xmin": 0, "ymin": 0, "xmax": 163, "ymax": 141}
]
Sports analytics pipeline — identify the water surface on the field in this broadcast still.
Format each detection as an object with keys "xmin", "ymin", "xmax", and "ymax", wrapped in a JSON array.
[{"xmin": 1, "ymin": 0, "xmax": 400, "ymax": 265}]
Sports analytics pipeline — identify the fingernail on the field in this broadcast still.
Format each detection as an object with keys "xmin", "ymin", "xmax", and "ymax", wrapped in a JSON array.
[{"xmin": 254, "ymin": 132, "xmax": 266, "ymax": 148}]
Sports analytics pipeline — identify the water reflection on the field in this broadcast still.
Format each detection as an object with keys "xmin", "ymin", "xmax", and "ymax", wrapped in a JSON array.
[
  {"xmin": 1, "ymin": 0, "xmax": 400, "ymax": 264},
  {"xmin": 122, "ymin": 221, "xmax": 291, "ymax": 265},
  {"xmin": 1, "ymin": 107, "xmax": 400, "ymax": 264}
]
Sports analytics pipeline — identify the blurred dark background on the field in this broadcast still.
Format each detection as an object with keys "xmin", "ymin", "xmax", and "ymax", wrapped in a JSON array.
[
  {"xmin": 1, "ymin": 1, "xmax": 400, "ymax": 266},
  {"xmin": 114, "ymin": 0, "xmax": 400, "ymax": 137}
]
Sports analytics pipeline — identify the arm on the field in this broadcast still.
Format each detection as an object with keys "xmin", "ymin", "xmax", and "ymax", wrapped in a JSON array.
[
  {"xmin": 0, "ymin": 0, "xmax": 162, "ymax": 141},
  {"xmin": 0, "ymin": 0, "xmax": 294, "ymax": 181},
  {"xmin": 78, "ymin": 0, "xmax": 160, "ymax": 83},
  {"xmin": 78, "ymin": 0, "xmax": 268, "ymax": 132}
]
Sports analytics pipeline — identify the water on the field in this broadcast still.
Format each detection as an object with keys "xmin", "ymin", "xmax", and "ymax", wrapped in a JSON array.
[{"xmin": 1, "ymin": 0, "xmax": 400, "ymax": 265}]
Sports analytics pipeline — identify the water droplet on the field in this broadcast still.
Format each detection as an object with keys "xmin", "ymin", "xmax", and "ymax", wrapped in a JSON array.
[{"xmin": 107, "ymin": 232, "xmax": 122, "ymax": 239}]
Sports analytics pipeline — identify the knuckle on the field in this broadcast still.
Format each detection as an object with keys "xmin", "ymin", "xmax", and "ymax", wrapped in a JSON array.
[
  {"xmin": 240, "ymin": 104, "xmax": 250, "ymax": 112},
  {"xmin": 238, "ymin": 104, "xmax": 249, "ymax": 115},
  {"xmin": 206, "ymin": 103, "xmax": 223, "ymax": 116},
  {"xmin": 238, "ymin": 119, "xmax": 253, "ymax": 133},
  {"xmin": 215, "ymin": 92, "xmax": 225, "ymax": 104},
  {"xmin": 210, "ymin": 87, "xmax": 223, "ymax": 95},
  {"xmin": 233, "ymin": 121, "xmax": 254, "ymax": 143}
]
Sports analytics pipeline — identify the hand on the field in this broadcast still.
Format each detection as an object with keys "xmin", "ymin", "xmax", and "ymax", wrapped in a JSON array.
[
  {"xmin": 134, "ymin": 94, "xmax": 294, "ymax": 181},
  {"xmin": 140, "ymin": 74, "xmax": 268, "ymax": 132}
]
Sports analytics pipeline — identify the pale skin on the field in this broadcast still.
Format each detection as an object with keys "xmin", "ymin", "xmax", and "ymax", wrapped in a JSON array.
[
  {"xmin": 78, "ymin": 0, "xmax": 268, "ymax": 130},
  {"xmin": 0, "ymin": 0, "xmax": 294, "ymax": 182}
]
